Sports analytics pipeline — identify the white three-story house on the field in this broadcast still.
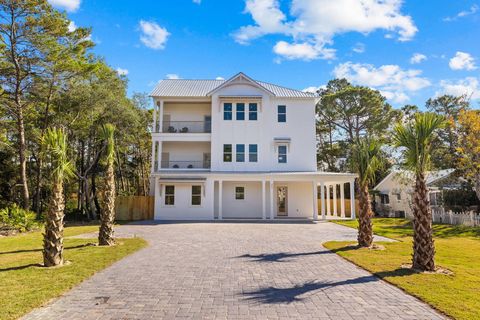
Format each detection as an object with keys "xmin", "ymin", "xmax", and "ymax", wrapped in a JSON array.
[{"xmin": 150, "ymin": 72, "xmax": 356, "ymax": 220}]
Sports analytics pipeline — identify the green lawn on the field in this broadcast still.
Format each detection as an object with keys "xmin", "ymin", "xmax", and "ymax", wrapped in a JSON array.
[
  {"xmin": 0, "ymin": 225, "xmax": 146, "ymax": 320},
  {"xmin": 324, "ymin": 218, "xmax": 480, "ymax": 320}
]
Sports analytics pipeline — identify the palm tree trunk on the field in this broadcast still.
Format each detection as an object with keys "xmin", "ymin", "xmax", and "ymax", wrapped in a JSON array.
[
  {"xmin": 99, "ymin": 164, "xmax": 115, "ymax": 245},
  {"xmin": 357, "ymin": 183, "xmax": 373, "ymax": 247},
  {"xmin": 43, "ymin": 181, "xmax": 65, "ymax": 267},
  {"xmin": 412, "ymin": 172, "xmax": 435, "ymax": 271}
]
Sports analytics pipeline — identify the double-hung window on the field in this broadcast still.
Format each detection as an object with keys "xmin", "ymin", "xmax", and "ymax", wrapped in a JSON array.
[
  {"xmin": 249, "ymin": 144, "xmax": 258, "ymax": 162},
  {"xmin": 191, "ymin": 186, "xmax": 201, "ymax": 206},
  {"xmin": 248, "ymin": 103, "xmax": 258, "ymax": 120},
  {"xmin": 165, "ymin": 185, "xmax": 175, "ymax": 205},
  {"xmin": 278, "ymin": 105, "xmax": 286, "ymax": 122},
  {"xmin": 236, "ymin": 144, "xmax": 245, "ymax": 162},
  {"xmin": 236, "ymin": 103, "xmax": 245, "ymax": 120},
  {"xmin": 278, "ymin": 145, "xmax": 287, "ymax": 163},
  {"xmin": 224, "ymin": 103, "xmax": 232, "ymax": 120},
  {"xmin": 235, "ymin": 186, "xmax": 245, "ymax": 200},
  {"xmin": 223, "ymin": 144, "xmax": 232, "ymax": 162}
]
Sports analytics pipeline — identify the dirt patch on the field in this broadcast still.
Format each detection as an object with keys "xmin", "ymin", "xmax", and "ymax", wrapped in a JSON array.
[{"xmin": 400, "ymin": 264, "xmax": 454, "ymax": 276}]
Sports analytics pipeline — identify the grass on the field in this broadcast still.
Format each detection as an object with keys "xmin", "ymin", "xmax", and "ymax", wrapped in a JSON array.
[
  {"xmin": 324, "ymin": 218, "xmax": 480, "ymax": 320},
  {"xmin": 0, "ymin": 224, "xmax": 147, "ymax": 320}
]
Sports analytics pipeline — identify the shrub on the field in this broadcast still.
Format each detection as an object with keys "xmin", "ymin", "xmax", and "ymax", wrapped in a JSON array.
[{"xmin": 0, "ymin": 204, "xmax": 39, "ymax": 232}]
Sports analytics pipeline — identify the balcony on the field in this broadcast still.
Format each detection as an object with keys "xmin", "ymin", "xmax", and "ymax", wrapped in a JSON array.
[
  {"xmin": 155, "ymin": 121, "xmax": 211, "ymax": 133},
  {"xmin": 155, "ymin": 160, "xmax": 211, "ymax": 171}
]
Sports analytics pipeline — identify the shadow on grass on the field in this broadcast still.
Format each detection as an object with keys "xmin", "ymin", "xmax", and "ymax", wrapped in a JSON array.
[
  {"xmin": 242, "ymin": 276, "xmax": 379, "ymax": 304},
  {"xmin": 236, "ymin": 250, "xmax": 330, "ymax": 262},
  {"xmin": 0, "ymin": 263, "xmax": 43, "ymax": 272},
  {"xmin": 0, "ymin": 243, "xmax": 95, "ymax": 256}
]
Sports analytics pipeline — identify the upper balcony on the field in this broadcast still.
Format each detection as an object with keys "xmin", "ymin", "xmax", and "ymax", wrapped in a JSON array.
[{"xmin": 155, "ymin": 120, "xmax": 211, "ymax": 134}]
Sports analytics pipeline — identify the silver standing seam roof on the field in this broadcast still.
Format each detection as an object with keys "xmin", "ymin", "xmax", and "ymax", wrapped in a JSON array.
[{"xmin": 150, "ymin": 77, "xmax": 315, "ymax": 98}]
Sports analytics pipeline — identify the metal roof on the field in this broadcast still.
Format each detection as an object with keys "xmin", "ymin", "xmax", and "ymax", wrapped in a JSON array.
[{"xmin": 150, "ymin": 77, "xmax": 315, "ymax": 98}]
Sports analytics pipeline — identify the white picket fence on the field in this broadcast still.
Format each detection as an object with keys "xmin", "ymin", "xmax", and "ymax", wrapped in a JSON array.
[{"xmin": 431, "ymin": 206, "xmax": 480, "ymax": 227}]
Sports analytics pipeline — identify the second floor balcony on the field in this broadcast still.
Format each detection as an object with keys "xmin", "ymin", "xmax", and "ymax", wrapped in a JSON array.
[{"xmin": 157, "ymin": 120, "xmax": 211, "ymax": 134}]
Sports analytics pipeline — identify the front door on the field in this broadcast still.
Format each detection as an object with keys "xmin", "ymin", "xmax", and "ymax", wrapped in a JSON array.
[{"xmin": 277, "ymin": 186, "xmax": 288, "ymax": 216}]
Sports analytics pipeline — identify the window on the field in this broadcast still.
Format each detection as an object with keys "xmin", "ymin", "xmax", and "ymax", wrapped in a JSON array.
[
  {"xmin": 278, "ymin": 105, "xmax": 286, "ymax": 122},
  {"xmin": 249, "ymin": 144, "xmax": 258, "ymax": 162},
  {"xmin": 395, "ymin": 193, "xmax": 402, "ymax": 201},
  {"xmin": 380, "ymin": 194, "xmax": 390, "ymax": 205},
  {"xmin": 224, "ymin": 103, "xmax": 232, "ymax": 120},
  {"xmin": 249, "ymin": 103, "xmax": 258, "ymax": 120},
  {"xmin": 235, "ymin": 186, "xmax": 245, "ymax": 200},
  {"xmin": 236, "ymin": 103, "xmax": 245, "ymax": 120},
  {"xmin": 278, "ymin": 145, "xmax": 287, "ymax": 163},
  {"xmin": 223, "ymin": 144, "xmax": 232, "ymax": 162},
  {"xmin": 191, "ymin": 185, "xmax": 201, "ymax": 206},
  {"xmin": 236, "ymin": 144, "xmax": 245, "ymax": 162},
  {"xmin": 165, "ymin": 185, "xmax": 175, "ymax": 205}
]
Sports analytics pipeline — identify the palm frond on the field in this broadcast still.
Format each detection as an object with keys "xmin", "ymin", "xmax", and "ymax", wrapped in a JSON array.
[
  {"xmin": 99, "ymin": 123, "xmax": 116, "ymax": 164},
  {"xmin": 42, "ymin": 128, "xmax": 74, "ymax": 182},
  {"xmin": 351, "ymin": 138, "xmax": 384, "ymax": 186}
]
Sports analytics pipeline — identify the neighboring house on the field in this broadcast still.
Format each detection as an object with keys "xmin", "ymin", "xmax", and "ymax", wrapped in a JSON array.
[
  {"xmin": 149, "ymin": 72, "xmax": 356, "ymax": 220},
  {"xmin": 373, "ymin": 169, "xmax": 456, "ymax": 218}
]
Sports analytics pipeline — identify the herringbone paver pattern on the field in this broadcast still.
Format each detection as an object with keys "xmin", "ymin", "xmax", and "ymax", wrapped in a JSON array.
[{"xmin": 23, "ymin": 221, "xmax": 446, "ymax": 319}]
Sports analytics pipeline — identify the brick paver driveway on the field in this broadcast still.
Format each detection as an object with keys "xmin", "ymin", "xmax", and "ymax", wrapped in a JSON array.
[{"xmin": 24, "ymin": 221, "xmax": 446, "ymax": 320}]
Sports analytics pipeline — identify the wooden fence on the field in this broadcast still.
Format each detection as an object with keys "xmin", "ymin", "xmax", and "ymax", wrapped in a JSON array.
[
  {"xmin": 317, "ymin": 199, "xmax": 359, "ymax": 218},
  {"xmin": 115, "ymin": 196, "xmax": 154, "ymax": 221}
]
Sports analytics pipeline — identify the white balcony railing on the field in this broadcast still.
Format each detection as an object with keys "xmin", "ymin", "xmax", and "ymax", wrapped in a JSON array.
[
  {"xmin": 155, "ymin": 121, "xmax": 211, "ymax": 133},
  {"xmin": 154, "ymin": 160, "xmax": 211, "ymax": 171}
]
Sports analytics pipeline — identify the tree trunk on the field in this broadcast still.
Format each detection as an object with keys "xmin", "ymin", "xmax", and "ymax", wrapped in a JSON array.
[
  {"xmin": 99, "ymin": 164, "xmax": 115, "ymax": 245},
  {"xmin": 43, "ymin": 180, "xmax": 65, "ymax": 267},
  {"xmin": 17, "ymin": 109, "xmax": 30, "ymax": 209},
  {"xmin": 357, "ymin": 183, "xmax": 373, "ymax": 247},
  {"xmin": 412, "ymin": 172, "xmax": 435, "ymax": 271},
  {"xmin": 474, "ymin": 174, "xmax": 480, "ymax": 203}
]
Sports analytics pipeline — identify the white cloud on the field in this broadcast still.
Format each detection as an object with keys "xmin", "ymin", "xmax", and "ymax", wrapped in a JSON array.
[
  {"xmin": 234, "ymin": 0, "xmax": 417, "ymax": 60},
  {"xmin": 216, "ymin": 76, "xmax": 225, "ymax": 80},
  {"xmin": 410, "ymin": 53, "xmax": 427, "ymax": 64},
  {"xmin": 449, "ymin": 51, "xmax": 477, "ymax": 70},
  {"xmin": 68, "ymin": 21, "xmax": 77, "ymax": 32},
  {"xmin": 352, "ymin": 42, "xmax": 365, "ymax": 54},
  {"xmin": 48, "ymin": 0, "xmax": 81, "ymax": 12},
  {"xmin": 139, "ymin": 20, "xmax": 170, "ymax": 50},
  {"xmin": 193, "ymin": 0, "xmax": 201, "ymax": 3},
  {"xmin": 333, "ymin": 62, "xmax": 431, "ymax": 103},
  {"xmin": 116, "ymin": 68, "xmax": 129, "ymax": 76},
  {"xmin": 303, "ymin": 85, "xmax": 326, "ymax": 94},
  {"xmin": 444, "ymin": 5, "xmax": 479, "ymax": 21},
  {"xmin": 273, "ymin": 41, "xmax": 335, "ymax": 61},
  {"xmin": 439, "ymin": 77, "xmax": 480, "ymax": 100},
  {"xmin": 166, "ymin": 74, "xmax": 180, "ymax": 79}
]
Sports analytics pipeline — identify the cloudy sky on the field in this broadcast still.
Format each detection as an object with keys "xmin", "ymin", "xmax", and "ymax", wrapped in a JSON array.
[{"xmin": 50, "ymin": 0, "xmax": 480, "ymax": 108}]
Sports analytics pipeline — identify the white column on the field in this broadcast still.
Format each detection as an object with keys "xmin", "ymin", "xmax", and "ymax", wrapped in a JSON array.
[
  {"xmin": 158, "ymin": 100, "xmax": 164, "ymax": 133},
  {"xmin": 320, "ymin": 182, "xmax": 325, "ymax": 220},
  {"xmin": 156, "ymin": 141, "xmax": 162, "ymax": 171},
  {"xmin": 262, "ymin": 180, "xmax": 266, "ymax": 220},
  {"xmin": 152, "ymin": 103, "xmax": 157, "ymax": 133},
  {"xmin": 269, "ymin": 180, "xmax": 274, "ymax": 220},
  {"xmin": 350, "ymin": 181, "xmax": 356, "ymax": 220},
  {"xmin": 218, "ymin": 180, "xmax": 223, "ymax": 220},
  {"xmin": 340, "ymin": 183, "xmax": 345, "ymax": 218},
  {"xmin": 326, "ymin": 184, "xmax": 331, "ymax": 216},
  {"xmin": 333, "ymin": 184, "xmax": 338, "ymax": 217},
  {"xmin": 312, "ymin": 181, "xmax": 318, "ymax": 221},
  {"xmin": 150, "ymin": 139, "xmax": 156, "ymax": 173}
]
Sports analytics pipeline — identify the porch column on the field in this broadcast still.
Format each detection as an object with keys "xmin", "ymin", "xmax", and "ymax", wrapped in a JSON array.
[
  {"xmin": 312, "ymin": 181, "xmax": 318, "ymax": 221},
  {"xmin": 269, "ymin": 180, "xmax": 274, "ymax": 220},
  {"xmin": 326, "ymin": 184, "xmax": 331, "ymax": 216},
  {"xmin": 261, "ymin": 180, "xmax": 266, "ymax": 220},
  {"xmin": 150, "ymin": 140, "xmax": 156, "ymax": 173},
  {"xmin": 152, "ymin": 102, "xmax": 157, "ymax": 133},
  {"xmin": 156, "ymin": 141, "xmax": 162, "ymax": 171},
  {"xmin": 218, "ymin": 180, "xmax": 223, "ymax": 220},
  {"xmin": 333, "ymin": 184, "xmax": 338, "ymax": 217},
  {"xmin": 320, "ymin": 182, "xmax": 326, "ymax": 220},
  {"xmin": 340, "ymin": 183, "xmax": 345, "ymax": 218},
  {"xmin": 158, "ymin": 100, "xmax": 164, "ymax": 133},
  {"xmin": 350, "ymin": 180, "xmax": 356, "ymax": 220}
]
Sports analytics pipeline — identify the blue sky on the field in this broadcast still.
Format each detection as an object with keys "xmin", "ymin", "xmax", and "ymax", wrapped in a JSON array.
[{"xmin": 50, "ymin": 0, "xmax": 480, "ymax": 108}]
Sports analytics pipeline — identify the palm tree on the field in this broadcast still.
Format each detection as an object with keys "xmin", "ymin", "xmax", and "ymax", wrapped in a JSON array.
[
  {"xmin": 98, "ymin": 124, "xmax": 116, "ymax": 246},
  {"xmin": 351, "ymin": 138, "xmax": 383, "ymax": 247},
  {"xmin": 393, "ymin": 113, "xmax": 445, "ymax": 271},
  {"xmin": 42, "ymin": 128, "xmax": 74, "ymax": 267}
]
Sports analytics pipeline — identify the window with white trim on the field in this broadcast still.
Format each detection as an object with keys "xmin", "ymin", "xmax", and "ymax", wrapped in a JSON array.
[
  {"xmin": 249, "ymin": 144, "xmax": 258, "ymax": 162},
  {"xmin": 236, "ymin": 103, "xmax": 245, "ymax": 120},
  {"xmin": 191, "ymin": 185, "xmax": 201, "ymax": 206},
  {"xmin": 278, "ymin": 145, "xmax": 287, "ymax": 163},
  {"xmin": 236, "ymin": 144, "xmax": 245, "ymax": 162},
  {"xmin": 224, "ymin": 103, "xmax": 232, "ymax": 120},
  {"xmin": 277, "ymin": 105, "xmax": 286, "ymax": 122},
  {"xmin": 165, "ymin": 185, "xmax": 175, "ymax": 205},
  {"xmin": 235, "ymin": 186, "xmax": 245, "ymax": 200},
  {"xmin": 249, "ymin": 103, "xmax": 258, "ymax": 120},
  {"xmin": 223, "ymin": 144, "xmax": 232, "ymax": 162}
]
